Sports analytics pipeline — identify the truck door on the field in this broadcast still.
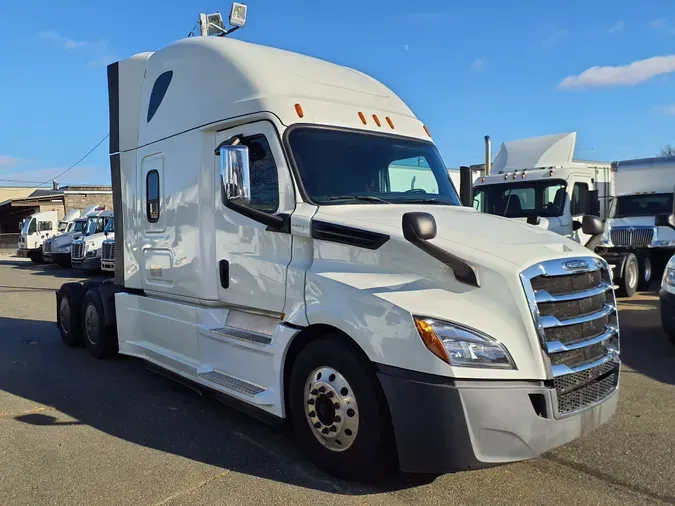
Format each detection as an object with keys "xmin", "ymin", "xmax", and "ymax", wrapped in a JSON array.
[
  {"xmin": 214, "ymin": 120, "xmax": 295, "ymax": 315},
  {"xmin": 570, "ymin": 176, "xmax": 595, "ymax": 246}
]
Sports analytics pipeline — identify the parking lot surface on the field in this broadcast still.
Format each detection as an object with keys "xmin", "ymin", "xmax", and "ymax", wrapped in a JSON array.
[{"xmin": 0, "ymin": 257, "xmax": 674, "ymax": 506}]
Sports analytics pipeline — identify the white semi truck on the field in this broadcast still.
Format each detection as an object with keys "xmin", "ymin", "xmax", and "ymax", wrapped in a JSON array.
[
  {"xmin": 55, "ymin": 11, "xmax": 620, "ymax": 481},
  {"xmin": 100, "ymin": 219, "xmax": 115, "ymax": 273},
  {"xmin": 71, "ymin": 210, "xmax": 114, "ymax": 271},
  {"xmin": 16, "ymin": 210, "xmax": 62, "ymax": 263},
  {"xmin": 473, "ymin": 133, "xmax": 675, "ymax": 296},
  {"xmin": 43, "ymin": 208, "xmax": 82, "ymax": 263}
]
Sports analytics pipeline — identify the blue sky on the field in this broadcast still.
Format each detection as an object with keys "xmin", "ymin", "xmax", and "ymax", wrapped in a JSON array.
[{"xmin": 0, "ymin": 0, "xmax": 673, "ymax": 186}]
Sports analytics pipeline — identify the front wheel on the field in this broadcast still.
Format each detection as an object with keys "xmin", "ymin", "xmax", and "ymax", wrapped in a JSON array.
[
  {"xmin": 616, "ymin": 253, "xmax": 638, "ymax": 298},
  {"xmin": 289, "ymin": 337, "xmax": 395, "ymax": 482},
  {"xmin": 28, "ymin": 250, "xmax": 44, "ymax": 264}
]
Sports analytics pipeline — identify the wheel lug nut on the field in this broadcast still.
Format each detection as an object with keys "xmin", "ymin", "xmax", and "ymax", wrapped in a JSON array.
[
  {"xmin": 329, "ymin": 425, "xmax": 337, "ymax": 432},
  {"xmin": 318, "ymin": 386, "xmax": 326, "ymax": 393},
  {"xmin": 311, "ymin": 389, "xmax": 318, "ymax": 395},
  {"xmin": 308, "ymin": 411, "xmax": 316, "ymax": 417},
  {"xmin": 334, "ymin": 415, "xmax": 341, "ymax": 423},
  {"xmin": 327, "ymin": 391, "xmax": 334, "ymax": 398},
  {"xmin": 314, "ymin": 422, "xmax": 321, "ymax": 429},
  {"xmin": 307, "ymin": 399, "xmax": 314, "ymax": 405},
  {"xmin": 321, "ymin": 428, "xmax": 329, "ymax": 435},
  {"xmin": 333, "ymin": 403, "xmax": 340, "ymax": 409}
]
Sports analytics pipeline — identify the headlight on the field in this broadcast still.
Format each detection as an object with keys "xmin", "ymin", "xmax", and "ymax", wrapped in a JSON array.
[
  {"xmin": 654, "ymin": 240, "xmax": 675, "ymax": 247},
  {"xmin": 665, "ymin": 268, "xmax": 675, "ymax": 287},
  {"xmin": 57, "ymin": 245, "xmax": 69, "ymax": 252},
  {"xmin": 413, "ymin": 316, "xmax": 515, "ymax": 369}
]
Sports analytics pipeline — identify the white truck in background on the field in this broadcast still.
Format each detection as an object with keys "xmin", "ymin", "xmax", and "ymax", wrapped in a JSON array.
[
  {"xmin": 101, "ymin": 219, "xmax": 115, "ymax": 273},
  {"xmin": 473, "ymin": 132, "xmax": 674, "ymax": 296},
  {"xmin": 16, "ymin": 210, "xmax": 62, "ymax": 263},
  {"xmin": 44, "ymin": 208, "xmax": 82, "ymax": 263},
  {"xmin": 71, "ymin": 210, "xmax": 114, "ymax": 271},
  {"xmin": 54, "ymin": 7, "xmax": 620, "ymax": 481},
  {"xmin": 49, "ymin": 205, "xmax": 105, "ymax": 267}
]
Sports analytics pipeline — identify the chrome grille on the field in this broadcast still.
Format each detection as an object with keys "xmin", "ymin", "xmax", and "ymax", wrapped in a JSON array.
[
  {"xmin": 102, "ymin": 241, "xmax": 115, "ymax": 261},
  {"xmin": 521, "ymin": 257, "xmax": 620, "ymax": 417},
  {"xmin": 610, "ymin": 227, "xmax": 654, "ymax": 247},
  {"xmin": 71, "ymin": 241, "xmax": 85, "ymax": 260}
]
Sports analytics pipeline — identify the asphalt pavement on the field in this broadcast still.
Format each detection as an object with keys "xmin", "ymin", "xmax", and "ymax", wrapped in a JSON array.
[{"xmin": 0, "ymin": 257, "xmax": 674, "ymax": 506}]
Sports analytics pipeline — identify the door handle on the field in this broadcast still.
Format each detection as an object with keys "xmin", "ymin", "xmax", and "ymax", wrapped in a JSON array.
[{"xmin": 219, "ymin": 260, "xmax": 229, "ymax": 288}]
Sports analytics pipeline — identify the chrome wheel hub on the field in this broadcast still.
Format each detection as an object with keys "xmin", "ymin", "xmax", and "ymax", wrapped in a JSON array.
[
  {"xmin": 59, "ymin": 297, "xmax": 70, "ymax": 335},
  {"xmin": 304, "ymin": 366, "xmax": 359, "ymax": 452},
  {"xmin": 643, "ymin": 258, "xmax": 652, "ymax": 283},
  {"xmin": 627, "ymin": 262, "xmax": 637, "ymax": 288}
]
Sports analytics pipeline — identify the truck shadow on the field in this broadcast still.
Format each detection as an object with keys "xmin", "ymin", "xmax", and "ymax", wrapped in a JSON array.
[
  {"xmin": 1, "ymin": 258, "xmax": 106, "ymax": 280},
  {"xmin": 615, "ymin": 295, "xmax": 675, "ymax": 386},
  {"xmin": 0, "ymin": 316, "xmax": 434, "ymax": 496}
]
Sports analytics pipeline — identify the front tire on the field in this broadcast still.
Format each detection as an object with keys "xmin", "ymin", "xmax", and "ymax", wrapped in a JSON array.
[
  {"xmin": 289, "ymin": 337, "xmax": 395, "ymax": 482},
  {"xmin": 28, "ymin": 250, "xmax": 44, "ymax": 264},
  {"xmin": 616, "ymin": 253, "xmax": 638, "ymax": 298},
  {"xmin": 82, "ymin": 288, "xmax": 118, "ymax": 359}
]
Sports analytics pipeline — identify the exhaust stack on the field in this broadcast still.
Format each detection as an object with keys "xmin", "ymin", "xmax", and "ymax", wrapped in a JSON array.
[{"xmin": 484, "ymin": 135, "xmax": 492, "ymax": 175}]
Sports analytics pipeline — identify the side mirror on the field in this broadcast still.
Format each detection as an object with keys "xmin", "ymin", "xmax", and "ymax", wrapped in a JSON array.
[
  {"xmin": 655, "ymin": 213, "xmax": 675, "ymax": 230},
  {"xmin": 527, "ymin": 215, "xmax": 541, "ymax": 226},
  {"xmin": 459, "ymin": 166, "xmax": 474, "ymax": 207},
  {"xmin": 588, "ymin": 189, "xmax": 600, "ymax": 216},
  {"xmin": 217, "ymin": 144, "xmax": 251, "ymax": 205},
  {"xmin": 402, "ymin": 212, "xmax": 437, "ymax": 241},
  {"xmin": 573, "ymin": 220, "xmax": 582, "ymax": 231},
  {"xmin": 581, "ymin": 215, "xmax": 604, "ymax": 236}
]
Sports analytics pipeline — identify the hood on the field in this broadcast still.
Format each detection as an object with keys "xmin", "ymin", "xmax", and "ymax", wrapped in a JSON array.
[
  {"xmin": 608, "ymin": 216, "xmax": 657, "ymax": 228},
  {"xmin": 316, "ymin": 204, "xmax": 591, "ymax": 270},
  {"xmin": 53, "ymin": 231, "xmax": 82, "ymax": 245}
]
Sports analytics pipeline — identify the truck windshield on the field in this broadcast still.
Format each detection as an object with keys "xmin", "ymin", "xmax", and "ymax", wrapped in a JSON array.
[
  {"xmin": 21, "ymin": 218, "xmax": 35, "ymax": 235},
  {"xmin": 473, "ymin": 180, "xmax": 567, "ymax": 218},
  {"xmin": 104, "ymin": 218, "xmax": 114, "ymax": 234},
  {"xmin": 287, "ymin": 127, "xmax": 461, "ymax": 206},
  {"xmin": 58, "ymin": 221, "xmax": 68, "ymax": 232},
  {"xmin": 612, "ymin": 193, "xmax": 673, "ymax": 218},
  {"xmin": 73, "ymin": 221, "xmax": 86, "ymax": 233},
  {"xmin": 85, "ymin": 217, "xmax": 106, "ymax": 236}
]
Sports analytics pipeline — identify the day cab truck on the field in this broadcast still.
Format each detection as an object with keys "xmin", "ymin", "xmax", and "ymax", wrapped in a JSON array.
[
  {"xmin": 473, "ymin": 132, "xmax": 675, "ymax": 297},
  {"xmin": 55, "ymin": 20, "xmax": 620, "ymax": 481},
  {"xmin": 44, "ymin": 208, "xmax": 82, "ymax": 263},
  {"xmin": 71, "ymin": 210, "xmax": 114, "ymax": 271},
  {"xmin": 17, "ymin": 210, "xmax": 62, "ymax": 263}
]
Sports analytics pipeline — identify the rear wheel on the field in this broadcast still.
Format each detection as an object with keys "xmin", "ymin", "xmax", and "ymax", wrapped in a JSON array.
[
  {"xmin": 57, "ymin": 283, "xmax": 86, "ymax": 347},
  {"xmin": 637, "ymin": 255, "xmax": 652, "ymax": 291},
  {"xmin": 289, "ymin": 337, "xmax": 395, "ymax": 482},
  {"xmin": 82, "ymin": 288, "xmax": 118, "ymax": 359},
  {"xmin": 616, "ymin": 253, "xmax": 638, "ymax": 298}
]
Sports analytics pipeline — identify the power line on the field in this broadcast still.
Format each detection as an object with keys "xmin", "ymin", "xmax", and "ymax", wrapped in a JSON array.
[
  {"xmin": 33, "ymin": 133, "xmax": 110, "ymax": 188},
  {"xmin": 0, "ymin": 178, "xmax": 46, "ymax": 184}
]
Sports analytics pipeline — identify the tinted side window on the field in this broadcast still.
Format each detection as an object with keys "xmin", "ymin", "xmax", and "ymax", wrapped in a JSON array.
[
  {"xmin": 38, "ymin": 221, "xmax": 53, "ymax": 231},
  {"xmin": 146, "ymin": 170, "xmax": 160, "ymax": 222},
  {"xmin": 244, "ymin": 135, "xmax": 279, "ymax": 213},
  {"xmin": 147, "ymin": 71, "xmax": 173, "ymax": 122},
  {"xmin": 571, "ymin": 183, "xmax": 589, "ymax": 216}
]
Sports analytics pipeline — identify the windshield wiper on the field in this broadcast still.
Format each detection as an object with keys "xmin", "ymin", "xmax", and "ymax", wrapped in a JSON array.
[
  {"xmin": 398, "ymin": 198, "xmax": 448, "ymax": 205},
  {"xmin": 326, "ymin": 195, "xmax": 391, "ymax": 204}
]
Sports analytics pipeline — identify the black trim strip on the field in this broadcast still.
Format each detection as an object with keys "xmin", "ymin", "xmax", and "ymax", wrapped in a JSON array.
[
  {"xmin": 110, "ymin": 153, "xmax": 124, "ymax": 286},
  {"xmin": 402, "ymin": 212, "xmax": 479, "ymax": 287},
  {"xmin": 107, "ymin": 62, "xmax": 120, "ymax": 154},
  {"xmin": 311, "ymin": 221, "xmax": 389, "ymax": 250}
]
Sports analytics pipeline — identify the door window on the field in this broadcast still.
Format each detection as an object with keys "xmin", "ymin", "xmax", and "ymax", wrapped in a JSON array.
[
  {"xmin": 241, "ymin": 135, "xmax": 279, "ymax": 213},
  {"xmin": 27, "ymin": 219, "xmax": 36, "ymax": 235},
  {"xmin": 571, "ymin": 182, "xmax": 589, "ymax": 216},
  {"xmin": 146, "ymin": 170, "xmax": 160, "ymax": 222}
]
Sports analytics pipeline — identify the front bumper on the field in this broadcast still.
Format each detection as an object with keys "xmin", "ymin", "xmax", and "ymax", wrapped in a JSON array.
[
  {"xmin": 660, "ymin": 289, "xmax": 675, "ymax": 338},
  {"xmin": 101, "ymin": 260, "xmax": 115, "ymax": 272},
  {"xmin": 377, "ymin": 364, "xmax": 619, "ymax": 473},
  {"xmin": 72, "ymin": 256, "xmax": 101, "ymax": 271}
]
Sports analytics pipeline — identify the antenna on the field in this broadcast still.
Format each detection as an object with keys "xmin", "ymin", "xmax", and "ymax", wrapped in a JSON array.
[{"xmin": 199, "ymin": 3, "xmax": 247, "ymax": 37}]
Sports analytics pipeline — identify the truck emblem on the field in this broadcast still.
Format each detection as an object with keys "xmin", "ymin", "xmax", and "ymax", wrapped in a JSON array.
[{"xmin": 563, "ymin": 260, "xmax": 589, "ymax": 271}]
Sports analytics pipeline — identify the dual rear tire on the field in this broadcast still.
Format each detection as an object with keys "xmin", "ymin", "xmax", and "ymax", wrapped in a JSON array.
[
  {"xmin": 616, "ymin": 254, "xmax": 652, "ymax": 298},
  {"xmin": 56, "ymin": 282, "xmax": 118, "ymax": 358}
]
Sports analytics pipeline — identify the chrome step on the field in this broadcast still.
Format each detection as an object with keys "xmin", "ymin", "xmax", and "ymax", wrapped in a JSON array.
[
  {"xmin": 209, "ymin": 325, "xmax": 272, "ymax": 345},
  {"xmin": 198, "ymin": 370, "xmax": 265, "ymax": 397}
]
